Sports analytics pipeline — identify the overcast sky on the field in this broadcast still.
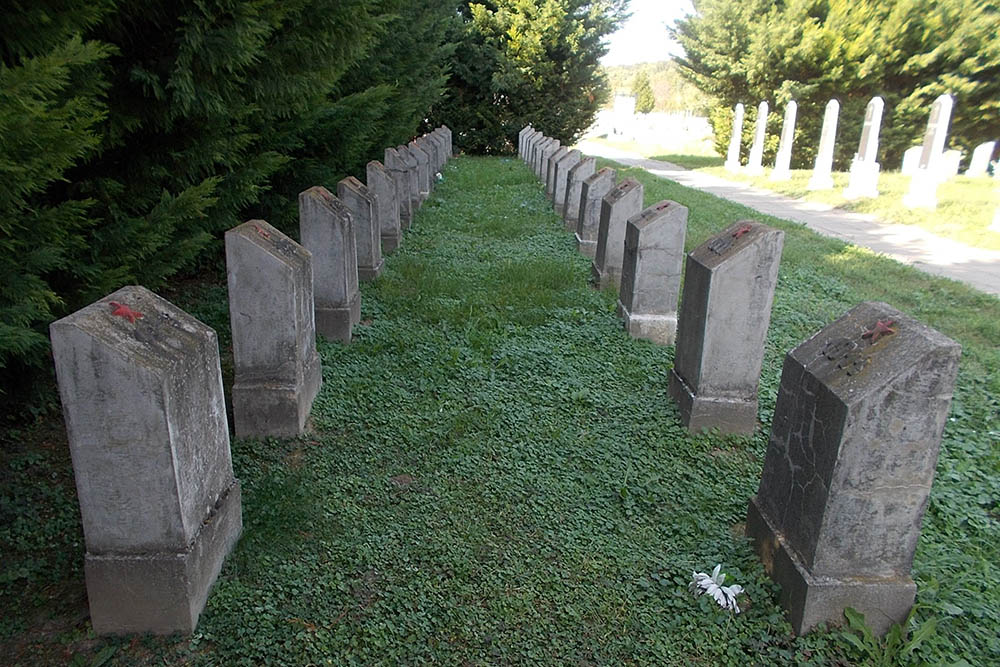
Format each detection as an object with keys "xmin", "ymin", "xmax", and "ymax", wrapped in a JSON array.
[{"xmin": 601, "ymin": 0, "xmax": 694, "ymax": 66}]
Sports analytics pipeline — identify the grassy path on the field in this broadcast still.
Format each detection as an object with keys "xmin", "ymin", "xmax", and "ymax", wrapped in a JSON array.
[{"xmin": 2, "ymin": 156, "xmax": 998, "ymax": 665}]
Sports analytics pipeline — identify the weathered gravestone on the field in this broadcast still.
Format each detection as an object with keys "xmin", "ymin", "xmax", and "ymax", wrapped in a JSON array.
[
  {"xmin": 575, "ymin": 167, "xmax": 616, "ymax": 257},
  {"xmin": 553, "ymin": 149, "xmax": 583, "ymax": 217},
  {"xmin": 529, "ymin": 135, "xmax": 546, "ymax": 175},
  {"xmin": 770, "ymin": 101, "xmax": 797, "ymax": 181},
  {"xmin": 592, "ymin": 178, "xmax": 644, "ymax": 290},
  {"xmin": 938, "ymin": 149, "xmax": 962, "ymax": 180},
  {"xmin": 421, "ymin": 134, "xmax": 443, "ymax": 175},
  {"xmin": 668, "ymin": 221, "xmax": 784, "ymax": 434},
  {"xmin": 408, "ymin": 139, "xmax": 432, "ymax": 199},
  {"xmin": 724, "ymin": 103, "xmax": 745, "ymax": 172},
  {"xmin": 617, "ymin": 201, "xmax": 688, "ymax": 345},
  {"xmin": 439, "ymin": 125, "xmax": 452, "ymax": 158},
  {"xmin": 50, "ymin": 285, "xmax": 242, "ymax": 635},
  {"xmin": 338, "ymin": 176, "xmax": 383, "ymax": 281},
  {"xmin": 807, "ymin": 99, "xmax": 840, "ymax": 191},
  {"xmin": 844, "ymin": 96, "xmax": 885, "ymax": 200},
  {"xmin": 397, "ymin": 145, "xmax": 422, "ymax": 211},
  {"xmin": 367, "ymin": 160, "xmax": 402, "ymax": 252},
  {"xmin": 903, "ymin": 94, "xmax": 954, "ymax": 209},
  {"xmin": 563, "ymin": 157, "xmax": 596, "ymax": 230},
  {"xmin": 299, "ymin": 186, "xmax": 359, "ymax": 342},
  {"xmin": 900, "ymin": 146, "xmax": 922, "ymax": 176},
  {"xmin": 523, "ymin": 129, "xmax": 540, "ymax": 164},
  {"xmin": 533, "ymin": 136, "xmax": 552, "ymax": 176},
  {"xmin": 226, "ymin": 220, "xmax": 322, "ymax": 438},
  {"xmin": 747, "ymin": 301, "xmax": 961, "ymax": 636},
  {"xmin": 747, "ymin": 101, "xmax": 769, "ymax": 175},
  {"xmin": 966, "ymin": 141, "xmax": 996, "ymax": 178},
  {"xmin": 519, "ymin": 125, "xmax": 533, "ymax": 158},
  {"xmin": 384, "ymin": 147, "xmax": 413, "ymax": 230},
  {"xmin": 540, "ymin": 139, "xmax": 562, "ymax": 184},
  {"xmin": 546, "ymin": 146, "xmax": 570, "ymax": 200}
]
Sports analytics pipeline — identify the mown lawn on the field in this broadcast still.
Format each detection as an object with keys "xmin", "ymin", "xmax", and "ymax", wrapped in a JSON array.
[{"xmin": 2, "ymin": 155, "xmax": 998, "ymax": 665}]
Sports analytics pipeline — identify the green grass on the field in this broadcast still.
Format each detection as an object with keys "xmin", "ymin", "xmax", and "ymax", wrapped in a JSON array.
[
  {"xmin": 2, "ymin": 155, "xmax": 999, "ymax": 665},
  {"xmin": 650, "ymin": 154, "xmax": 725, "ymax": 169}
]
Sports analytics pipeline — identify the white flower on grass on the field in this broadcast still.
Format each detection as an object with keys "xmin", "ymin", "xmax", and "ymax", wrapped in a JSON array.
[{"xmin": 689, "ymin": 564, "xmax": 744, "ymax": 613}]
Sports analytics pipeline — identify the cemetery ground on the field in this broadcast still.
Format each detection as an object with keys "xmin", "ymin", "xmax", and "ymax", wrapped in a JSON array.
[{"xmin": 2, "ymin": 156, "xmax": 999, "ymax": 665}]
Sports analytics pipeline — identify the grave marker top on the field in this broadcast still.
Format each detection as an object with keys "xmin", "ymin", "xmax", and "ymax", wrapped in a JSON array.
[
  {"xmin": 856, "ymin": 97, "xmax": 885, "ymax": 163},
  {"xmin": 917, "ymin": 94, "xmax": 954, "ymax": 170}
]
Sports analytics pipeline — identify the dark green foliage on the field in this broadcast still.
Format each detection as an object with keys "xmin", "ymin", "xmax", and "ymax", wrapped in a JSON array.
[
  {"xmin": 632, "ymin": 70, "xmax": 654, "ymax": 114},
  {"xmin": 430, "ymin": 0, "xmax": 629, "ymax": 154},
  {"xmin": 674, "ymin": 0, "xmax": 1000, "ymax": 169}
]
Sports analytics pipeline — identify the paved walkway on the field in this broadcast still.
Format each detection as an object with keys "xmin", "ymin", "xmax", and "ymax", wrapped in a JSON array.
[{"xmin": 576, "ymin": 140, "xmax": 1000, "ymax": 297}]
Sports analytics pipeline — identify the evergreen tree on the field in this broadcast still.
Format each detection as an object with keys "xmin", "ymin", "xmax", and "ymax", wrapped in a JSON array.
[{"xmin": 632, "ymin": 70, "xmax": 655, "ymax": 113}]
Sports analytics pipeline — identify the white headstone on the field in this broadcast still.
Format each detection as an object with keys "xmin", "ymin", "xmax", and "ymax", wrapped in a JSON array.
[
  {"xmin": 937, "ymin": 149, "xmax": 962, "ymax": 180},
  {"xmin": 966, "ymin": 141, "xmax": 996, "ymax": 178},
  {"xmin": 725, "ymin": 103, "xmax": 745, "ymax": 172},
  {"xmin": 807, "ymin": 99, "xmax": 840, "ymax": 190},
  {"xmin": 843, "ymin": 96, "xmax": 884, "ymax": 200},
  {"xmin": 904, "ymin": 94, "xmax": 955, "ymax": 209},
  {"xmin": 770, "ymin": 101, "xmax": 798, "ymax": 181},
  {"xmin": 901, "ymin": 146, "xmax": 922, "ymax": 175},
  {"xmin": 747, "ymin": 101, "xmax": 768, "ymax": 175}
]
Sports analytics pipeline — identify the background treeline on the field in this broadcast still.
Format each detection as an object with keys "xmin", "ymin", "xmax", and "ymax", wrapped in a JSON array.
[
  {"xmin": 1, "ymin": 0, "xmax": 625, "ymax": 418},
  {"xmin": 673, "ymin": 0, "xmax": 1000, "ymax": 170}
]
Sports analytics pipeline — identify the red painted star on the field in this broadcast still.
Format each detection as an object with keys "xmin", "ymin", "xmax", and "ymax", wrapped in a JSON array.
[
  {"xmin": 862, "ymin": 319, "xmax": 897, "ymax": 344},
  {"xmin": 109, "ymin": 301, "xmax": 143, "ymax": 323},
  {"xmin": 252, "ymin": 223, "xmax": 271, "ymax": 239},
  {"xmin": 732, "ymin": 223, "xmax": 753, "ymax": 239}
]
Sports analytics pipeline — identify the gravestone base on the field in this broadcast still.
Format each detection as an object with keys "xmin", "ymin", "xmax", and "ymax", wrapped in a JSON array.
[
  {"xmin": 576, "ymin": 234, "xmax": 597, "ymax": 258},
  {"xmin": 590, "ymin": 263, "xmax": 620, "ymax": 291},
  {"xmin": 724, "ymin": 159, "xmax": 741, "ymax": 173},
  {"xmin": 746, "ymin": 497, "xmax": 915, "ymax": 636},
  {"xmin": 668, "ymin": 369, "xmax": 757, "ymax": 434},
  {"xmin": 617, "ymin": 302, "xmax": 677, "ymax": 345},
  {"xmin": 807, "ymin": 172, "xmax": 833, "ymax": 191},
  {"xmin": 232, "ymin": 353, "xmax": 321, "ymax": 438},
  {"xmin": 85, "ymin": 480, "xmax": 243, "ymax": 635},
  {"xmin": 359, "ymin": 259, "xmax": 384, "ymax": 282},
  {"xmin": 843, "ymin": 160, "xmax": 880, "ymax": 200},
  {"xmin": 317, "ymin": 292, "xmax": 360, "ymax": 343},
  {"xmin": 770, "ymin": 165, "xmax": 791, "ymax": 181},
  {"xmin": 902, "ymin": 169, "xmax": 939, "ymax": 209},
  {"xmin": 382, "ymin": 231, "xmax": 401, "ymax": 254},
  {"xmin": 746, "ymin": 164, "xmax": 764, "ymax": 176}
]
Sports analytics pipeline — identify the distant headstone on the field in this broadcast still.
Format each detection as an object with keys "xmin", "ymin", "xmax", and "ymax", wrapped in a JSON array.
[
  {"xmin": 938, "ymin": 149, "xmax": 962, "ymax": 180},
  {"xmin": 408, "ymin": 140, "xmax": 432, "ymax": 199},
  {"xmin": 525, "ymin": 131, "xmax": 542, "ymax": 168},
  {"xmin": 546, "ymin": 146, "xmax": 570, "ymax": 199},
  {"xmin": 337, "ymin": 176, "xmax": 383, "ymax": 281},
  {"xmin": 367, "ymin": 160, "xmax": 402, "ymax": 253},
  {"xmin": 746, "ymin": 101, "xmax": 769, "ymax": 175},
  {"xmin": 396, "ymin": 145, "xmax": 422, "ymax": 211},
  {"xmin": 966, "ymin": 141, "xmax": 996, "ymax": 178},
  {"xmin": 553, "ymin": 149, "xmax": 583, "ymax": 217},
  {"xmin": 725, "ymin": 103, "xmax": 745, "ymax": 172},
  {"xmin": 226, "ymin": 220, "xmax": 322, "ymax": 438},
  {"xmin": 540, "ymin": 140, "xmax": 562, "ymax": 184},
  {"xmin": 518, "ymin": 125, "xmax": 532, "ymax": 158},
  {"xmin": 903, "ymin": 94, "xmax": 954, "ymax": 209},
  {"xmin": 844, "ymin": 96, "xmax": 885, "ymax": 200},
  {"xmin": 563, "ymin": 157, "xmax": 597, "ymax": 230},
  {"xmin": 747, "ymin": 301, "xmax": 961, "ymax": 636},
  {"xmin": 770, "ymin": 101, "xmax": 797, "ymax": 181},
  {"xmin": 900, "ymin": 146, "xmax": 922, "ymax": 175},
  {"xmin": 439, "ymin": 125, "xmax": 453, "ymax": 158},
  {"xmin": 50, "ymin": 285, "xmax": 242, "ymax": 635},
  {"xmin": 617, "ymin": 201, "xmax": 688, "ymax": 345},
  {"xmin": 668, "ymin": 221, "xmax": 784, "ymax": 434},
  {"xmin": 299, "ymin": 186, "xmax": 359, "ymax": 342},
  {"xmin": 591, "ymin": 178, "xmax": 644, "ymax": 290},
  {"xmin": 532, "ymin": 136, "xmax": 550, "ymax": 177},
  {"xmin": 575, "ymin": 168, "xmax": 616, "ymax": 257},
  {"xmin": 807, "ymin": 99, "xmax": 840, "ymax": 190}
]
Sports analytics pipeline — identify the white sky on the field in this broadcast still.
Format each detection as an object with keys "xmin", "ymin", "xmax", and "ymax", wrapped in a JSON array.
[{"xmin": 601, "ymin": 0, "xmax": 694, "ymax": 66}]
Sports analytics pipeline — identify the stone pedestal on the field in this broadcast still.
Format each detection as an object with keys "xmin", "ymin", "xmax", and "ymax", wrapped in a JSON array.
[
  {"xmin": 553, "ymin": 149, "xmax": 582, "ymax": 216},
  {"xmin": 225, "ymin": 220, "xmax": 322, "ymax": 438},
  {"xmin": 563, "ymin": 157, "xmax": 595, "ymax": 228},
  {"xmin": 843, "ymin": 159, "xmax": 881, "ymax": 200},
  {"xmin": 338, "ymin": 176, "xmax": 383, "ymax": 280},
  {"xmin": 592, "ymin": 178, "xmax": 644, "ymax": 290},
  {"xmin": 575, "ymin": 168, "xmax": 616, "ymax": 257},
  {"xmin": 617, "ymin": 201, "xmax": 688, "ymax": 345},
  {"xmin": 50, "ymin": 286, "xmax": 242, "ymax": 635},
  {"xmin": 668, "ymin": 221, "xmax": 784, "ymax": 434},
  {"xmin": 546, "ymin": 147, "xmax": 569, "ymax": 199},
  {"xmin": 747, "ymin": 301, "xmax": 961, "ymax": 636},
  {"xmin": 299, "ymin": 186, "xmax": 360, "ymax": 342},
  {"xmin": 367, "ymin": 160, "xmax": 402, "ymax": 253}
]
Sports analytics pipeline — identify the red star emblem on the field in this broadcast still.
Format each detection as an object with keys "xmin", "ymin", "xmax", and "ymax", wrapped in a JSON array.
[
  {"xmin": 109, "ymin": 301, "xmax": 143, "ymax": 323},
  {"xmin": 732, "ymin": 224, "xmax": 753, "ymax": 239},
  {"xmin": 862, "ymin": 319, "xmax": 896, "ymax": 344}
]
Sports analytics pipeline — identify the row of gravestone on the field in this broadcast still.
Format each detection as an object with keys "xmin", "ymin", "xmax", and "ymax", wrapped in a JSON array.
[
  {"xmin": 519, "ymin": 124, "xmax": 962, "ymax": 637},
  {"xmin": 48, "ymin": 127, "xmax": 454, "ymax": 636},
  {"xmin": 726, "ymin": 94, "xmax": 998, "ymax": 210}
]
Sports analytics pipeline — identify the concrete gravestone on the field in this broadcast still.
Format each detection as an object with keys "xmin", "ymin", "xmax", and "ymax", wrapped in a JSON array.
[
  {"xmin": 844, "ymin": 96, "xmax": 884, "ymax": 200},
  {"xmin": 938, "ymin": 149, "xmax": 962, "ymax": 180},
  {"xmin": 617, "ymin": 201, "xmax": 689, "ymax": 345},
  {"xmin": 807, "ymin": 99, "xmax": 840, "ymax": 191},
  {"xmin": 563, "ymin": 157, "xmax": 596, "ymax": 230},
  {"xmin": 533, "ymin": 137, "xmax": 551, "ymax": 177},
  {"xmin": 226, "ymin": 220, "xmax": 322, "ymax": 438},
  {"xmin": 397, "ymin": 145, "xmax": 421, "ymax": 212},
  {"xmin": 540, "ymin": 140, "xmax": 562, "ymax": 184},
  {"xmin": 50, "ymin": 285, "xmax": 242, "ymax": 635},
  {"xmin": 747, "ymin": 101, "xmax": 769, "ymax": 175},
  {"xmin": 770, "ymin": 101, "xmax": 797, "ymax": 181},
  {"xmin": 575, "ymin": 167, "xmax": 616, "ymax": 258},
  {"xmin": 553, "ymin": 149, "xmax": 582, "ymax": 215},
  {"xmin": 367, "ymin": 160, "xmax": 402, "ymax": 252},
  {"xmin": 592, "ymin": 178, "xmax": 644, "ymax": 290},
  {"xmin": 747, "ymin": 301, "xmax": 961, "ymax": 636},
  {"xmin": 901, "ymin": 146, "xmax": 922, "ymax": 175},
  {"xmin": 408, "ymin": 140, "xmax": 431, "ymax": 200},
  {"xmin": 518, "ymin": 125, "xmax": 532, "ymax": 157},
  {"xmin": 966, "ymin": 141, "xmax": 996, "ymax": 177},
  {"xmin": 903, "ymin": 94, "xmax": 954, "ymax": 209},
  {"xmin": 299, "ymin": 186, "xmax": 360, "ymax": 342},
  {"xmin": 384, "ymin": 147, "xmax": 413, "ymax": 230},
  {"xmin": 338, "ymin": 176, "xmax": 383, "ymax": 281},
  {"xmin": 546, "ymin": 146, "xmax": 570, "ymax": 199},
  {"xmin": 724, "ymin": 103, "xmax": 745, "ymax": 172},
  {"xmin": 668, "ymin": 221, "xmax": 784, "ymax": 434}
]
